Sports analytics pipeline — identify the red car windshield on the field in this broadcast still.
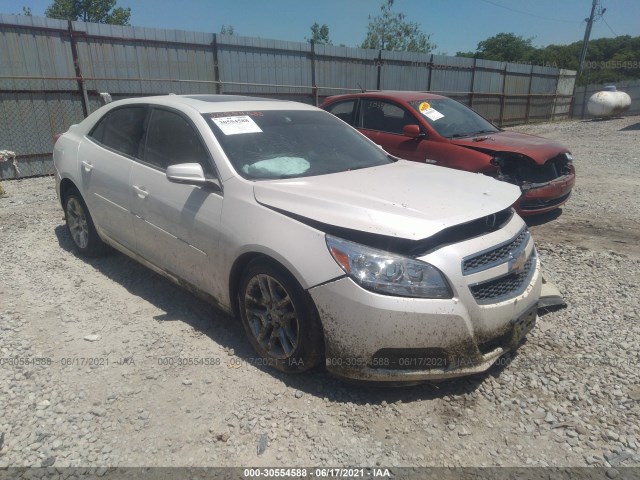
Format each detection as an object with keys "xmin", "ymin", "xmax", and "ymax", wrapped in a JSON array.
[{"xmin": 409, "ymin": 98, "xmax": 499, "ymax": 139}]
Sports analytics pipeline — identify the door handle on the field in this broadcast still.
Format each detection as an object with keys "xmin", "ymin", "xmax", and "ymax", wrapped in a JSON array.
[
  {"xmin": 81, "ymin": 160, "xmax": 93, "ymax": 172},
  {"xmin": 132, "ymin": 185, "xmax": 148, "ymax": 199}
]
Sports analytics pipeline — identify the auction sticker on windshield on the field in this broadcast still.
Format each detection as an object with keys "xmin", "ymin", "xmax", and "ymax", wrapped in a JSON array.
[
  {"xmin": 211, "ymin": 115, "xmax": 263, "ymax": 135},
  {"xmin": 419, "ymin": 101, "xmax": 445, "ymax": 121}
]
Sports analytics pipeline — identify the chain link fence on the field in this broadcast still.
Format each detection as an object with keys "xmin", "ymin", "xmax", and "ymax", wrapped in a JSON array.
[{"xmin": 0, "ymin": 81, "xmax": 89, "ymax": 179}]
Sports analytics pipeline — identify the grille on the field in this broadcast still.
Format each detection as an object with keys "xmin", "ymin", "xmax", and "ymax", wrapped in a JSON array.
[
  {"xmin": 463, "ymin": 229, "xmax": 529, "ymax": 275},
  {"xmin": 470, "ymin": 253, "xmax": 536, "ymax": 304}
]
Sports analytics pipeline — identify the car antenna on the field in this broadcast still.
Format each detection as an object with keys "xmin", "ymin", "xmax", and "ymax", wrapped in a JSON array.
[{"xmin": 357, "ymin": 83, "xmax": 366, "ymax": 93}]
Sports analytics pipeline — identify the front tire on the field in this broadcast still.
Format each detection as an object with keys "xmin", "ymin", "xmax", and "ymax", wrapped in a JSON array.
[
  {"xmin": 238, "ymin": 259, "xmax": 324, "ymax": 373},
  {"xmin": 63, "ymin": 192, "xmax": 109, "ymax": 257}
]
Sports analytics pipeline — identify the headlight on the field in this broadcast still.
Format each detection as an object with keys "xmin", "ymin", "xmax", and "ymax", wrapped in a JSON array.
[{"xmin": 326, "ymin": 235, "xmax": 452, "ymax": 299}]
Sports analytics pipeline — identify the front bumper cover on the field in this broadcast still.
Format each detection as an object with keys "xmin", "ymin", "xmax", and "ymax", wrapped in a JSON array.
[
  {"xmin": 309, "ymin": 256, "xmax": 542, "ymax": 383},
  {"xmin": 516, "ymin": 167, "xmax": 576, "ymax": 215}
]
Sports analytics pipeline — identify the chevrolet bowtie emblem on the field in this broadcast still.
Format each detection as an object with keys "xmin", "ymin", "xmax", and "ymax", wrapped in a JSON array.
[{"xmin": 509, "ymin": 251, "xmax": 527, "ymax": 274}]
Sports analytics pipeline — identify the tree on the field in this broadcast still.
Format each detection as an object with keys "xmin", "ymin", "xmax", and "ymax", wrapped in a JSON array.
[
  {"xmin": 45, "ymin": 0, "xmax": 131, "ymax": 25},
  {"xmin": 220, "ymin": 25, "xmax": 235, "ymax": 35},
  {"xmin": 21, "ymin": 6, "xmax": 33, "ymax": 15},
  {"xmin": 457, "ymin": 32, "xmax": 536, "ymax": 63},
  {"xmin": 361, "ymin": 0, "xmax": 435, "ymax": 53},
  {"xmin": 308, "ymin": 22, "xmax": 331, "ymax": 45},
  {"xmin": 456, "ymin": 32, "xmax": 640, "ymax": 85},
  {"xmin": 538, "ymin": 35, "xmax": 640, "ymax": 84}
]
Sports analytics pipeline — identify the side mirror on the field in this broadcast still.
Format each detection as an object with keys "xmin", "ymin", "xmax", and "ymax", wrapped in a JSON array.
[
  {"xmin": 403, "ymin": 124, "xmax": 424, "ymax": 139},
  {"xmin": 166, "ymin": 163, "xmax": 221, "ymax": 191}
]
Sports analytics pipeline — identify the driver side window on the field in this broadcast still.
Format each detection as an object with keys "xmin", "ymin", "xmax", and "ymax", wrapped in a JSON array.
[
  {"xmin": 360, "ymin": 100, "xmax": 417, "ymax": 135},
  {"xmin": 143, "ymin": 108, "xmax": 214, "ymax": 175}
]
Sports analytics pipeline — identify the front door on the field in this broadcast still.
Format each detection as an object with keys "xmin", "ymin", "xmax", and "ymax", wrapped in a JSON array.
[
  {"xmin": 129, "ymin": 107, "xmax": 224, "ymax": 299},
  {"xmin": 358, "ymin": 99, "xmax": 427, "ymax": 162}
]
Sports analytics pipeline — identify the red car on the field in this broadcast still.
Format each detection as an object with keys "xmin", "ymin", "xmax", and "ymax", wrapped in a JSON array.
[{"xmin": 321, "ymin": 91, "xmax": 575, "ymax": 216}]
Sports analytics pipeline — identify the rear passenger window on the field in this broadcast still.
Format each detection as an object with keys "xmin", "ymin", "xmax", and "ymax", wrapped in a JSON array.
[
  {"xmin": 326, "ymin": 100, "xmax": 356, "ymax": 125},
  {"xmin": 144, "ymin": 109, "xmax": 212, "ymax": 174},
  {"xmin": 89, "ymin": 107, "xmax": 147, "ymax": 158}
]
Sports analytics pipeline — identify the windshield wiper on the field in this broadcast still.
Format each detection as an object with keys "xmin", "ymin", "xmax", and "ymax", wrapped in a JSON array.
[{"xmin": 470, "ymin": 129, "xmax": 497, "ymax": 136}]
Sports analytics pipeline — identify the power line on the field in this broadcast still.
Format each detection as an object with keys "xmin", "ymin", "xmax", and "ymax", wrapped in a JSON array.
[
  {"xmin": 600, "ymin": 16, "xmax": 618, "ymax": 36},
  {"xmin": 477, "ymin": 0, "xmax": 575, "ymax": 24},
  {"xmin": 598, "ymin": 1, "xmax": 619, "ymax": 36}
]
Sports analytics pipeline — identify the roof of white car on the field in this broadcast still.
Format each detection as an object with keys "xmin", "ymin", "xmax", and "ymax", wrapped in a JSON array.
[{"xmin": 115, "ymin": 94, "xmax": 318, "ymax": 114}]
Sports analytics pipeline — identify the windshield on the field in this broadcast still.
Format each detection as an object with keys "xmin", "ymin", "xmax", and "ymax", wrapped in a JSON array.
[
  {"xmin": 205, "ymin": 110, "xmax": 393, "ymax": 180},
  {"xmin": 409, "ymin": 98, "xmax": 500, "ymax": 139}
]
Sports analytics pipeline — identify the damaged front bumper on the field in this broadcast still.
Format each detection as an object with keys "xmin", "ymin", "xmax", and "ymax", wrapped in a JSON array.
[
  {"xmin": 308, "ymin": 220, "xmax": 543, "ymax": 382},
  {"xmin": 310, "ymin": 275, "xmax": 541, "ymax": 382},
  {"xmin": 515, "ymin": 166, "xmax": 576, "ymax": 215}
]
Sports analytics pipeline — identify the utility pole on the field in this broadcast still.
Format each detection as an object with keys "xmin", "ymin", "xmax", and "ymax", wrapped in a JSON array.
[{"xmin": 577, "ymin": 0, "xmax": 599, "ymax": 78}]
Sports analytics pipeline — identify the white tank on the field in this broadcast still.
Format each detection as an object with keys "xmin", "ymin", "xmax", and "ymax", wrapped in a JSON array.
[{"xmin": 587, "ymin": 86, "xmax": 632, "ymax": 117}]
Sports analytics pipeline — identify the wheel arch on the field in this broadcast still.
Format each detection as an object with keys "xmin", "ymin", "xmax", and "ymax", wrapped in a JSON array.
[
  {"xmin": 59, "ymin": 177, "xmax": 81, "ymax": 206},
  {"xmin": 228, "ymin": 251, "xmax": 318, "ymax": 316},
  {"xmin": 230, "ymin": 251, "xmax": 327, "ymax": 368},
  {"xmin": 229, "ymin": 252, "xmax": 289, "ymax": 317}
]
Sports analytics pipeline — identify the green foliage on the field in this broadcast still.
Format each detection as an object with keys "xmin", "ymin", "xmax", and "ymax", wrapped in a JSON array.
[
  {"xmin": 220, "ymin": 25, "xmax": 235, "ymax": 35},
  {"xmin": 529, "ymin": 35, "xmax": 640, "ymax": 84},
  {"xmin": 478, "ymin": 33, "xmax": 536, "ymax": 62},
  {"xmin": 308, "ymin": 22, "xmax": 331, "ymax": 45},
  {"xmin": 0, "ymin": 183, "xmax": 5, "ymax": 196},
  {"xmin": 457, "ymin": 31, "xmax": 640, "ymax": 85},
  {"xmin": 21, "ymin": 6, "xmax": 32, "ymax": 16},
  {"xmin": 45, "ymin": 0, "xmax": 131, "ymax": 25},
  {"xmin": 456, "ymin": 33, "xmax": 535, "ymax": 62},
  {"xmin": 361, "ymin": 0, "xmax": 435, "ymax": 53}
]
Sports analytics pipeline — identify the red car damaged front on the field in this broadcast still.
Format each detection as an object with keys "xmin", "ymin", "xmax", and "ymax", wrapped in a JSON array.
[
  {"xmin": 449, "ymin": 130, "xmax": 576, "ymax": 214},
  {"xmin": 320, "ymin": 91, "xmax": 576, "ymax": 216}
]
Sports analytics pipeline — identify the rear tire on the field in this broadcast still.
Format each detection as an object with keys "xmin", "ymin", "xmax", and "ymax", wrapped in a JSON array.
[
  {"xmin": 238, "ymin": 259, "xmax": 324, "ymax": 373},
  {"xmin": 63, "ymin": 191, "xmax": 110, "ymax": 257}
]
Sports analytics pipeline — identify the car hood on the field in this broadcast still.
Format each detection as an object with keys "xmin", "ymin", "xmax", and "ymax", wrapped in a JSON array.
[
  {"xmin": 253, "ymin": 160, "xmax": 521, "ymax": 241},
  {"xmin": 450, "ymin": 131, "xmax": 569, "ymax": 165}
]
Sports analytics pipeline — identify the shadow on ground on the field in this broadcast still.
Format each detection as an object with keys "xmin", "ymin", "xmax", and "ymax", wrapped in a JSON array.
[
  {"xmin": 55, "ymin": 225, "xmax": 515, "ymax": 405},
  {"xmin": 581, "ymin": 116, "xmax": 624, "ymax": 123},
  {"xmin": 524, "ymin": 208, "xmax": 562, "ymax": 227},
  {"xmin": 619, "ymin": 121, "xmax": 640, "ymax": 131}
]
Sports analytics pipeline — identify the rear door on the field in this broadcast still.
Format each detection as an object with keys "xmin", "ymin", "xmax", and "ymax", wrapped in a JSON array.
[
  {"xmin": 130, "ymin": 107, "xmax": 225, "ymax": 299},
  {"xmin": 324, "ymin": 99, "xmax": 357, "ymax": 126},
  {"xmin": 78, "ymin": 106, "xmax": 148, "ymax": 249}
]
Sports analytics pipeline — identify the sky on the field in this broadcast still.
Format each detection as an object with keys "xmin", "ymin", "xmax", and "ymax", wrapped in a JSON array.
[{"xmin": 1, "ymin": 0, "xmax": 639, "ymax": 55}]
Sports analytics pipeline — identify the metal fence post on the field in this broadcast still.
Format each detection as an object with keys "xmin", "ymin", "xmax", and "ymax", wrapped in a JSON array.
[
  {"xmin": 552, "ymin": 70, "xmax": 561, "ymax": 121},
  {"xmin": 212, "ymin": 33, "xmax": 222, "ymax": 94},
  {"xmin": 580, "ymin": 66, "xmax": 591, "ymax": 118},
  {"xmin": 310, "ymin": 40, "xmax": 318, "ymax": 105},
  {"xmin": 376, "ymin": 50, "xmax": 382, "ymax": 91},
  {"xmin": 427, "ymin": 54, "xmax": 433, "ymax": 91},
  {"xmin": 498, "ymin": 64, "xmax": 508, "ymax": 127},
  {"xmin": 524, "ymin": 65, "xmax": 534, "ymax": 123},
  {"xmin": 67, "ymin": 20, "xmax": 90, "ymax": 117},
  {"xmin": 469, "ymin": 58, "xmax": 476, "ymax": 108}
]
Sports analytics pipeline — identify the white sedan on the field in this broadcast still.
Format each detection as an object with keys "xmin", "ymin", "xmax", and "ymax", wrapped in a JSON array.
[{"xmin": 53, "ymin": 94, "xmax": 542, "ymax": 383}]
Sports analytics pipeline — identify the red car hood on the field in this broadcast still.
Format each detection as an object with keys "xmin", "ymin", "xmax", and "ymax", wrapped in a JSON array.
[{"xmin": 450, "ymin": 131, "xmax": 569, "ymax": 165}]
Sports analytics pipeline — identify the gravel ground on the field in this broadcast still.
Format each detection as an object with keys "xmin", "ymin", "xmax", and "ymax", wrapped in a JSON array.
[{"xmin": 0, "ymin": 116, "xmax": 639, "ymax": 470}]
